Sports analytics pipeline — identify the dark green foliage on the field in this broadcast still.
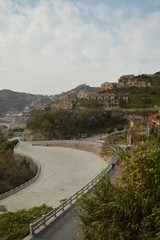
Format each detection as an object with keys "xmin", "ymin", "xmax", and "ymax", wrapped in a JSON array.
[
  {"xmin": 0, "ymin": 152, "xmax": 37, "ymax": 194},
  {"xmin": 124, "ymin": 86, "xmax": 160, "ymax": 108},
  {"xmin": 123, "ymin": 75, "xmax": 160, "ymax": 108},
  {"xmin": 0, "ymin": 204, "xmax": 52, "ymax": 239},
  {"xmin": 106, "ymin": 127, "xmax": 112, "ymax": 134},
  {"xmin": 78, "ymin": 140, "xmax": 160, "ymax": 239},
  {"xmin": 116, "ymin": 124, "xmax": 124, "ymax": 131},
  {"xmin": 0, "ymin": 137, "xmax": 37, "ymax": 194},
  {"xmin": 27, "ymin": 110, "xmax": 126, "ymax": 139},
  {"xmin": 0, "ymin": 136, "xmax": 18, "ymax": 152}
]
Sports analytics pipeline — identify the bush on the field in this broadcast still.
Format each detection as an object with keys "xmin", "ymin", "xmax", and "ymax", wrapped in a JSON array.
[
  {"xmin": 0, "ymin": 204, "xmax": 52, "ymax": 239},
  {"xmin": 77, "ymin": 140, "xmax": 160, "ymax": 239},
  {"xmin": 117, "ymin": 124, "xmax": 124, "ymax": 131},
  {"xmin": 106, "ymin": 128, "xmax": 112, "ymax": 134}
]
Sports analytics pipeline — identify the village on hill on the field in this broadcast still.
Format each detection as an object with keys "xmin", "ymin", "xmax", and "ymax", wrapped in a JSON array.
[
  {"xmin": 0, "ymin": 71, "xmax": 160, "ymax": 240},
  {"xmin": 0, "ymin": 70, "xmax": 160, "ymax": 143}
]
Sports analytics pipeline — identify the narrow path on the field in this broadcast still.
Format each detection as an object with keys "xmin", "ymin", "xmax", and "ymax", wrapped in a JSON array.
[
  {"xmin": 28, "ymin": 163, "xmax": 118, "ymax": 240},
  {"xmin": 0, "ymin": 142, "xmax": 107, "ymax": 212}
]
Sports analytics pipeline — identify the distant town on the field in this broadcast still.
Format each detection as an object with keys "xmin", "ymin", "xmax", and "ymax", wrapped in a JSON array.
[{"xmin": 0, "ymin": 70, "xmax": 160, "ymax": 140}]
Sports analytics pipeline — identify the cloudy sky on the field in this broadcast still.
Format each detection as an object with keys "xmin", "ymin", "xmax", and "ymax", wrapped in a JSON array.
[{"xmin": 0, "ymin": 0, "xmax": 160, "ymax": 95}]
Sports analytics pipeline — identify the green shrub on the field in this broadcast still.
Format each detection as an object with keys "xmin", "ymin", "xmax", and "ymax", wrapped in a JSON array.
[
  {"xmin": 0, "ymin": 136, "xmax": 37, "ymax": 194},
  {"xmin": 77, "ymin": 140, "xmax": 160, "ymax": 239},
  {"xmin": 117, "ymin": 124, "xmax": 124, "ymax": 131},
  {"xmin": 0, "ymin": 204, "xmax": 52, "ymax": 239},
  {"xmin": 106, "ymin": 128, "xmax": 112, "ymax": 134}
]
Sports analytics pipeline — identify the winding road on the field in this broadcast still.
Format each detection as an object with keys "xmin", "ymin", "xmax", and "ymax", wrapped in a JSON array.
[
  {"xmin": 0, "ymin": 142, "xmax": 107, "ymax": 212},
  {"xmin": 28, "ymin": 163, "xmax": 119, "ymax": 240}
]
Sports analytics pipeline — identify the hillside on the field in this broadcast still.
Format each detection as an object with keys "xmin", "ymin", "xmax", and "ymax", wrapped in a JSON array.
[
  {"xmin": 66, "ymin": 84, "xmax": 100, "ymax": 93},
  {"xmin": 125, "ymin": 72, "xmax": 160, "ymax": 108},
  {"xmin": 1, "ymin": 71, "xmax": 160, "ymax": 116},
  {"xmin": 0, "ymin": 89, "xmax": 50, "ymax": 115},
  {"xmin": 106, "ymin": 72, "xmax": 160, "ymax": 108},
  {"xmin": 51, "ymin": 84, "xmax": 100, "ymax": 102}
]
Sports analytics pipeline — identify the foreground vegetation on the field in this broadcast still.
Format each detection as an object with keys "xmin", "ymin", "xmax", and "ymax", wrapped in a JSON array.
[
  {"xmin": 0, "ymin": 204, "xmax": 52, "ymax": 239},
  {"xmin": 26, "ymin": 110, "xmax": 126, "ymax": 139},
  {"xmin": 0, "ymin": 136, "xmax": 37, "ymax": 194},
  {"xmin": 78, "ymin": 138, "xmax": 160, "ymax": 239}
]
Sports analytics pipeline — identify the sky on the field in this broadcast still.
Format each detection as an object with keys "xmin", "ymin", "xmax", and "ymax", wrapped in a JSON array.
[{"xmin": 0, "ymin": 0, "xmax": 160, "ymax": 95}]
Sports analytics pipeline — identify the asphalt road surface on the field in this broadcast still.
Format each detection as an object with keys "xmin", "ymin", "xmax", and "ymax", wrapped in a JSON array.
[
  {"xmin": 0, "ymin": 142, "xmax": 107, "ymax": 212},
  {"xmin": 29, "ymin": 163, "xmax": 118, "ymax": 240}
]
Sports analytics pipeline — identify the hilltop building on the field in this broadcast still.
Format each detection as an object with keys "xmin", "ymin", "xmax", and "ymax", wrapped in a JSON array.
[
  {"xmin": 101, "ymin": 82, "xmax": 117, "ymax": 91},
  {"xmin": 101, "ymin": 74, "xmax": 152, "ymax": 91},
  {"xmin": 118, "ymin": 74, "xmax": 151, "ymax": 88}
]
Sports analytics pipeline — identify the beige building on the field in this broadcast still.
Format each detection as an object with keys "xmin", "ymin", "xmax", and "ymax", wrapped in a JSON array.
[
  {"xmin": 118, "ymin": 74, "xmax": 151, "ymax": 88},
  {"xmin": 77, "ymin": 91, "xmax": 90, "ymax": 100},
  {"xmin": 101, "ymin": 82, "xmax": 117, "ymax": 91},
  {"xmin": 57, "ymin": 101, "xmax": 73, "ymax": 110},
  {"xmin": 87, "ymin": 94, "xmax": 97, "ymax": 101},
  {"xmin": 96, "ymin": 93, "xmax": 120, "ymax": 109},
  {"xmin": 104, "ymin": 94, "xmax": 120, "ymax": 109},
  {"xmin": 77, "ymin": 91, "xmax": 128, "ymax": 109}
]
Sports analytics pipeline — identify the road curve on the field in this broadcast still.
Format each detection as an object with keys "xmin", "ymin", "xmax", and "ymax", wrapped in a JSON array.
[{"xmin": 0, "ymin": 142, "xmax": 107, "ymax": 212}]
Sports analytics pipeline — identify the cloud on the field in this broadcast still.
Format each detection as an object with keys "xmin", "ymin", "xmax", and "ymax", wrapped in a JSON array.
[
  {"xmin": 0, "ymin": 0, "xmax": 160, "ymax": 94},
  {"xmin": 148, "ymin": 0, "xmax": 160, "ymax": 6}
]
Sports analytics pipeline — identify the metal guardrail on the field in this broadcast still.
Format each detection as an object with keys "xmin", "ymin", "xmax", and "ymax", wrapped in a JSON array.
[
  {"xmin": 14, "ymin": 141, "xmax": 20, "ymax": 149},
  {"xmin": 0, "ymin": 143, "xmax": 41, "ymax": 200},
  {"xmin": 29, "ymin": 157, "xmax": 117, "ymax": 236},
  {"xmin": 0, "ymin": 165, "xmax": 41, "ymax": 200}
]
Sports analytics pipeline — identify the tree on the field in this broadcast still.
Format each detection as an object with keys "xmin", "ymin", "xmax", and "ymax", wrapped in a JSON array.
[
  {"xmin": 41, "ymin": 120, "xmax": 53, "ymax": 132},
  {"xmin": 77, "ymin": 140, "xmax": 160, "ymax": 239}
]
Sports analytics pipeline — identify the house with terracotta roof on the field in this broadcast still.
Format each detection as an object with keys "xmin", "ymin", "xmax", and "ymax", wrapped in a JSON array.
[
  {"xmin": 130, "ymin": 119, "xmax": 144, "ymax": 132},
  {"xmin": 150, "ymin": 113, "xmax": 160, "ymax": 125},
  {"xmin": 147, "ymin": 113, "xmax": 160, "ymax": 134}
]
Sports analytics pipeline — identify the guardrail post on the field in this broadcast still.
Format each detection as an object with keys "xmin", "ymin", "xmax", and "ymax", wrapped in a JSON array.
[
  {"xmin": 54, "ymin": 208, "xmax": 56, "ymax": 217},
  {"xmin": 70, "ymin": 197, "xmax": 72, "ymax": 206},
  {"xmin": 76, "ymin": 193, "xmax": 79, "ymax": 200},
  {"xmin": 29, "ymin": 223, "xmax": 34, "ymax": 236},
  {"xmin": 62, "ymin": 202, "xmax": 64, "ymax": 211},
  {"xmin": 42, "ymin": 214, "xmax": 46, "ymax": 226}
]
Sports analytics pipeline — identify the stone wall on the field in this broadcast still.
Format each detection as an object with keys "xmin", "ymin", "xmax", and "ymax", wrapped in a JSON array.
[{"xmin": 32, "ymin": 141, "xmax": 112, "ymax": 163}]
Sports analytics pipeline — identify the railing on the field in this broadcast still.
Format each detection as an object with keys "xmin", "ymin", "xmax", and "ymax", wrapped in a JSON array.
[
  {"xmin": 0, "ymin": 142, "xmax": 41, "ymax": 200},
  {"xmin": 0, "ymin": 165, "xmax": 41, "ymax": 200},
  {"xmin": 14, "ymin": 141, "xmax": 20, "ymax": 149},
  {"xmin": 29, "ymin": 157, "xmax": 118, "ymax": 236}
]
